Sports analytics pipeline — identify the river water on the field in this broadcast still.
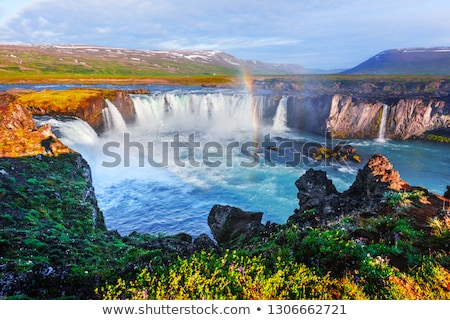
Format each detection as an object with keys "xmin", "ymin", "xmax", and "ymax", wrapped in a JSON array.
[{"xmin": 6, "ymin": 84, "xmax": 448, "ymax": 237}]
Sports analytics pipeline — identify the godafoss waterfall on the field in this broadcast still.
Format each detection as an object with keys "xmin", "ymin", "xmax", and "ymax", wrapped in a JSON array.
[
  {"xmin": 2, "ymin": 81, "xmax": 450, "ymax": 300},
  {"xmin": 33, "ymin": 86, "xmax": 450, "ymax": 237}
]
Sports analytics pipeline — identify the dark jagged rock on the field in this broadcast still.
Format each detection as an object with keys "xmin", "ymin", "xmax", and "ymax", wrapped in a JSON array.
[
  {"xmin": 294, "ymin": 168, "xmax": 339, "ymax": 214},
  {"xmin": 124, "ymin": 232, "xmax": 218, "ymax": 260},
  {"xmin": 191, "ymin": 233, "xmax": 219, "ymax": 253},
  {"xmin": 288, "ymin": 154, "xmax": 410, "ymax": 227},
  {"xmin": 445, "ymin": 186, "xmax": 450, "ymax": 199},
  {"xmin": 208, "ymin": 204, "xmax": 264, "ymax": 247},
  {"xmin": 346, "ymin": 153, "xmax": 410, "ymax": 197}
]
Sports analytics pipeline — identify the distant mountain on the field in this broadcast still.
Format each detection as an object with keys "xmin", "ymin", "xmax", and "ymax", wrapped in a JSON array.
[
  {"xmin": 0, "ymin": 44, "xmax": 308, "ymax": 76},
  {"xmin": 342, "ymin": 47, "xmax": 450, "ymax": 75},
  {"xmin": 240, "ymin": 59, "xmax": 309, "ymax": 75},
  {"xmin": 308, "ymin": 68, "xmax": 346, "ymax": 74}
]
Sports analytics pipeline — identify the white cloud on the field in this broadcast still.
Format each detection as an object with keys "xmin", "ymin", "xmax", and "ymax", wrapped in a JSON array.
[
  {"xmin": 95, "ymin": 27, "xmax": 112, "ymax": 34},
  {"xmin": 0, "ymin": 0, "xmax": 449, "ymax": 68},
  {"xmin": 37, "ymin": 16, "xmax": 48, "ymax": 26}
]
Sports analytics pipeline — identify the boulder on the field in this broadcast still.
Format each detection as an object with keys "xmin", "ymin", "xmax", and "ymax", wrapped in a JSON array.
[
  {"xmin": 295, "ymin": 168, "xmax": 339, "ymax": 213},
  {"xmin": 191, "ymin": 233, "xmax": 219, "ymax": 253},
  {"xmin": 289, "ymin": 154, "xmax": 410, "ymax": 227},
  {"xmin": 208, "ymin": 205, "xmax": 264, "ymax": 247},
  {"xmin": 289, "ymin": 169, "xmax": 341, "ymax": 226}
]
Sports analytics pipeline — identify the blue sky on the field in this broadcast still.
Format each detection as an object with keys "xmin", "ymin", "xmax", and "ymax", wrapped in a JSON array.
[{"xmin": 1, "ymin": 0, "xmax": 449, "ymax": 69}]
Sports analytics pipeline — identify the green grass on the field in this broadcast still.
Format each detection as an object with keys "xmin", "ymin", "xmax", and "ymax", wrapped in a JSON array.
[
  {"xmin": 1, "ymin": 154, "xmax": 450, "ymax": 299},
  {"xmin": 98, "ymin": 188, "xmax": 450, "ymax": 300},
  {"xmin": 14, "ymin": 89, "xmax": 115, "ymax": 113},
  {"xmin": 0, "ymin": 154, "xmax": 172, "ymax": 298},
  {"xmin": 0, "ymin": 46, "xmax": 239, "ymax": 85}
]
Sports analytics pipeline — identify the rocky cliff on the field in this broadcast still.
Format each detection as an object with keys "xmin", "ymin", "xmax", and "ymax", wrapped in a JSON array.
[
  {"xmin": 6, "ymin": 83, "xmax": 450, "ymax": 141},
  {"xmin": 0, "ymin": 96, "xmax": 72, "ymax": 157},
  {"xmin": 287, "ymin": 154, "xmax": 441, "ymax": 228},
  {"xmin": 12, "ymin": 88, "xmax": 140, "ymax": 132},
  {"xmin": 325, "ymin": 95, "xmax": 450, "ymax": 139},
  {"xmin": 269, "ymin": 77, "xmax": 450, "ymax": 140}
]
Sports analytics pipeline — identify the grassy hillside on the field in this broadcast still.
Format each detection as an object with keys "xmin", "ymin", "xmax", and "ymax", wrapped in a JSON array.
[{"xmin": 0, "ymin": 44, "xmax": 238, "ymax": 85}]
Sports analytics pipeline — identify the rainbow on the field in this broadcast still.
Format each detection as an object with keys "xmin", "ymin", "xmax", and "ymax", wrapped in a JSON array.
[{"xmin": 239, "ymin": 67, "xmax": 260, "ymax": 148}]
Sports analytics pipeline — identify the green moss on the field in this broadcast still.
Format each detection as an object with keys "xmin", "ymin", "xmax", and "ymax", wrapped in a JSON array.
[
  {"xmin": 15, "ymin": 89, "xmax": 115, "ymax": 113},
  {"xmin": 422, "ymin": 134, "xmax": 450, "ymax": 143},
  {"xmin": 1, "ymin": 152, "xmax": 449, "ymax": 299}
]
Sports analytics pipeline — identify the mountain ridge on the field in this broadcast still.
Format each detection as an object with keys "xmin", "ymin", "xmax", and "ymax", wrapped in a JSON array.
[
  {"xmin": 342, "ymin": 47, "xmax": 450, "ymax": 75},
  {"xmin": 0, "ymin": 43, "xmax": 309, "ymax": 77}
]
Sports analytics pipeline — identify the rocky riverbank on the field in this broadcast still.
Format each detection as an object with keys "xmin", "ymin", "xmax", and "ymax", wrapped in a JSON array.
[
  {"xmin": 2, "ymin": 144, "xmax": 449, "ymax": 298},
  {"xmin": 1, "ymin": 85, "xmax": 450, "ymax": 299}
]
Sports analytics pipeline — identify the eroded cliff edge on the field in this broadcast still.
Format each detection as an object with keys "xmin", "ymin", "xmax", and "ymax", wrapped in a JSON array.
[
  {"xmin": 1, "ymin": 84, "xmax": 450, "ymax": 299},
  {"xmin": 257, "ymin": 77, "xmax": 450, "ymax": 141},
  {"xmin": 3, "ymin": 80, "xmax": 450, "ymax": 142},
  {"xmin": 0, "ymin": 99, "xmax": 216, "ymax": 298}
]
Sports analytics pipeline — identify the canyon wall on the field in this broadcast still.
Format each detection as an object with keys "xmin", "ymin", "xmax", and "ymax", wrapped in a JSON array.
[
  {"xmin": 5, "ymin": 86, "xmax": 450, "ymax": 141},
  {"xmin": 285, "ymin": 94, "xmax": 450, "ymax": 140},
  {"xmin": 12, "ymin": 89, "xmax": 138, "ymax": 133}
]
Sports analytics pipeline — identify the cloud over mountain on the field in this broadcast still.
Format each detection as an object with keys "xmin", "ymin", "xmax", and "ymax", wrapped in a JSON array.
[{"xmin": 1, "ymin": 0, "xmax": 450, "ymax": 69}]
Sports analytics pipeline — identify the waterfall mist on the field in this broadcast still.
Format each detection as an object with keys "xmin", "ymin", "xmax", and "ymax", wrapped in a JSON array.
[{"xmin": 35, "ymin": 88, "xmax": 450, "ymax": 237}]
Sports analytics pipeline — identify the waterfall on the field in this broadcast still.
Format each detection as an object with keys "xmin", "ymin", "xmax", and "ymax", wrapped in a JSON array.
[
  {"xmin": 102, "ymin": 107, "xmax": 112, "ymax": 131},
  {"xmin": 377, "ymin": 104, "xmax": 388, "ymax": 142},
  {"xmin": 130, "ymin": 93, "xmax": 269, "ymax": 135},
  {"xmin": 104, "ymin": 99, "xmax": 127, "ymax": 132},
  {"xmin": 272, "ymin": 96, "xmax": 288, "ymax": 131},
  {"xmin": 34, "ymin": 116, "xmax": 98, "ymax": 146}
]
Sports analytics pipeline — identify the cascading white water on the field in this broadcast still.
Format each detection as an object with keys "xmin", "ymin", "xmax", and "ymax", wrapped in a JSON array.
[
  {"xmin": 34, "ymin": 116, "xmax": 98, "ymax": 146},
  {"xmin": 130, "ymin": 93, "xmax": 268, "ymax": 138},
  {"xmin": 32, "ymin": 89, "xmax": 449, "ymax": 238},
  {"xmin": 105, "ymin": 99, "xmax": 127, "ymax": 132},
  {"xmin": 377, "ymin": 104, "xmax": 389, "ymax": 142},
  {"xmin": 102, "ymin": 107, "xmax": 112, "ymax": 131},
  {"xmin": 272, "ymin": 96, "xmax": 288, "ymax": 131}
]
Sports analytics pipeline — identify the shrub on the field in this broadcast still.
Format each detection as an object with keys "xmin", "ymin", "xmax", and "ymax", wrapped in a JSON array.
[{"xmin": 96, "ymin": 250, "xmax": 367, "ymax": 300}]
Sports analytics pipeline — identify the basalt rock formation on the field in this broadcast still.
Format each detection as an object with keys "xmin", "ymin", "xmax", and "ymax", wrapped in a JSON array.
[
  {"xmin": 5, "ymin": 84, "xmax": 450, "ymax": 141},
  {"xmin": 284, "ymin": 94, "xmax": 450, "ymax": 140},
  {"xmin": 288, "ymin": 154, "xmax": 411, "ymax": 227},
  {"xmin": 208, "ymin": 204, "xmax": 265, "ymax": 247}
]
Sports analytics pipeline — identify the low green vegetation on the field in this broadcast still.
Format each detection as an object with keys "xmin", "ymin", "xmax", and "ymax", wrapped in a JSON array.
[
  {"xmin": 422, "ymin": 134, "xmax": 450, "ymax": 143},
  {"xmin": 14, "ymin": 89, "xmax": 116, "ymax": 113},
  {"xmin": 98, "ymin": 188, "xmax": 450, "ymax": 300},
  {"xmin": 97, "ymin": 250, "xmax": 450, "ymax": 300},
  {"xmin": 0, "ymin": 45, "xmax": 238, "ymax": 85},
  {"xmin": 0, "ymin": 154, "xmax": 182, "ymax": 298},
  {"xmin": 1, "ymin": 150, "xmax": 449, "ymax": 299}
]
